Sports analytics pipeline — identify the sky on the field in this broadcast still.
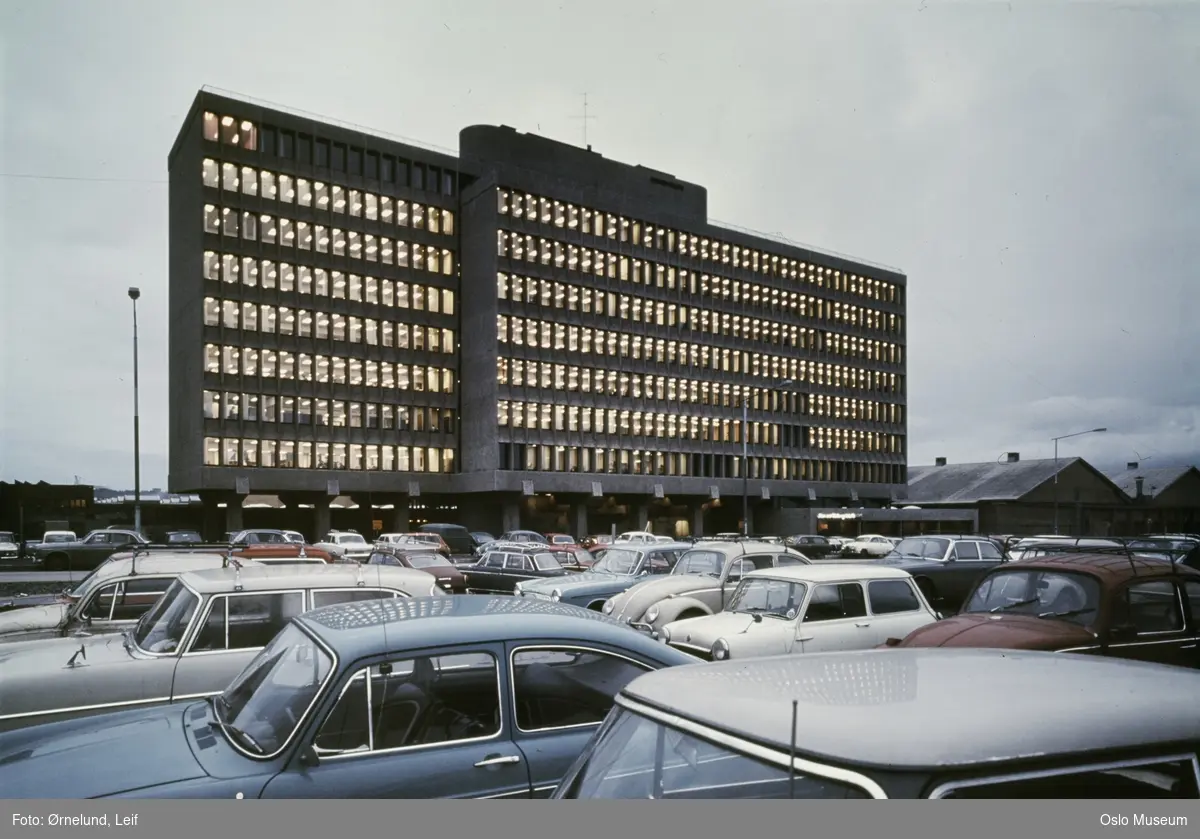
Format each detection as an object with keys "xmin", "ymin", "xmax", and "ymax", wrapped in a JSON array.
[{"xmin": 1, "ymin": 0, "xmax": 1198, "ymax": 490}]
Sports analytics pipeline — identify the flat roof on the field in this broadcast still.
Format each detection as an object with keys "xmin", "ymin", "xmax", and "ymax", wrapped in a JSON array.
[
  {"xmin": 747, "ymin": 564, "xmax": 914, "ymax": 584},
  {"xmin": 178, "ymin": 563, "xmax": 434, "ymax": 594},
  {"xmin": 85, "ymin": 553, "xmax": 255, "ymax": 585},
  {"xmin": 620, "ymin": 648, "xmax": 1200, "ymax": 770}
]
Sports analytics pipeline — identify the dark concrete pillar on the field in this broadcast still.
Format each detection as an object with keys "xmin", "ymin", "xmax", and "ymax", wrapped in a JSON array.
[
  {"xmin": 636, "ymin": 503, "xmax": 650, "ymax": 532},
  {"xmin": 224, "ymin": 500, "xmax": 244, "ymax": 533},
  {"xmin": 572, "ymin": 501, "xmax": 588, "ymax": 538},
  {"xmin": 502, "ymin": 500, "xmax": 520, "ymax": 533},
  {"xmin": 692, "ymin": 504, "xmax": 704, "ymax": 540},
  {"xmin": 391, "ymin": 502, "xmax": 410, "ymax": 533},
  {"xmin": 315, "ymin": 497, "xmax": 332, "ymax": 542}
]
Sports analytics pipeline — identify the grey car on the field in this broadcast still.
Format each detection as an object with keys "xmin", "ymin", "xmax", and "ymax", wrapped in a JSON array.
[
  {"xmin": 0, "ymin": 563, "xmax": 441, "ymax": 733},
  {"xmin": 602, "ymin": 540, "xmax": 812, "ymax": 636},
  {"xmin": 516, "ymin": 542, "xmax": 691, "ymax": 611},
  {"xmin": 0, "ymin": 552, "xmax": 263, "ymax": 645},
  {"xmin": 32, "ymin": 529, "xmax": 151, "ymax": 572}
]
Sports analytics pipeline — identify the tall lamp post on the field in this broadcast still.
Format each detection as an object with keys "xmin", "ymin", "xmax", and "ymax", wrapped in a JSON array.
[
  {"xmin": 1051, "ymin": 426, "xmax": 1106, "ymax": 535},
  {"xmin": 742, "ymin": 378, "xmax": 794, "ymax": 535},
  {"xmin": 128, "ymin": 287, "xmax": 142, "ymax": 534}
]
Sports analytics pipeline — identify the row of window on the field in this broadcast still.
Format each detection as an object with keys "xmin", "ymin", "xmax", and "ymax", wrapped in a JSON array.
[
  {"xmin": 497, "ymin": 400, "xmax": 901, "ymax": 454},
  {"xmin": 203, "ymin": 159, "xmax": 455, "ymax": 235},
  {"xmin": 203, "ymin": 253, "xmax": 456, "ymax": 312},
  {"xmin": 497, "ymin": 233, "xmax": 901, "ymax": 338},
  {"xmin": 202, "ymin": 112, "xmax": 455, "ymax": 195},
  {"xmin": 498, "ymin": 271, "xmax": 902, "ymax": 364},
  {"xmin": 497, "ymin": 316, "xmax": 902, "ymax": 395},
  {"xmin": 497, "ymin": 188, "xmax": 900, "ymax": 303},
  {"xmin": 204, "ymin": 344, "xmax": 456, "ymax": 393},
  {"xmin": 498, "ymin": 356, "xmax": 903, "ymax": 423},
  {"xmin": 497, "ymin": 442, "xmax": 903, "ymax": 484},
  {"xmin": 204, "ymin": 437, "xmax": 455, "ymax": 472},
  {"xmin": 203, "ymin": 206, "xmax": 455, "ymax": 275},
  {"xmin": 203, "ymin": 297, "xmax": 455, "ymax": 353},
  {"xmin": 203, "ymin": 391, "xmax": 455, "ymax": 433}
]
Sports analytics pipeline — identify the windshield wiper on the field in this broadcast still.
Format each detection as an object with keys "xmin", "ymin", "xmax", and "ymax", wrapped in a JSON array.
[
  {"xmin": 1037, "ymin": 607, "xmax": 1095, "ymax": 619},
  {"xmin": 207, "ymin": 695, "xmax": 264, "ymax": 754},
  {"xmin": 737, "ymin": 606, "xmax": 786, "ymax": 620},
  {"xmin": 990, "ymin": 597, "xmax": 1039, "ymax": 613}
]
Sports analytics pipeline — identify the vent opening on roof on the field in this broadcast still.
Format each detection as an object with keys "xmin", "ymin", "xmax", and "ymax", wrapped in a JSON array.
[
  {"xmin": 1006, "ymin": 453, "xmax": 1020, "ymax": 463},
  {"xmin": 934, "ymin": 457, "xmax": 947, "ymax": 467}
]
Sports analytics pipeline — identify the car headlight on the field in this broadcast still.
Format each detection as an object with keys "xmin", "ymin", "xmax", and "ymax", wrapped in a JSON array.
[
  {"xmin": 602, "ymin": 599, "xmax": 615, "ymax": 614},
  {"xmin": 712, "ymin": 638, "xmax": 730, "ymax": 661},
  {"xmin": 645, "ymin": 605, "xmax": 660, "ymax": 624},
  {"xmin": 550, "ymin": 589, "xmax": 561, "ymax": 602},
  {"xmin": 514, "ymin": 582, "xmax": 524, "ymax": 594}
]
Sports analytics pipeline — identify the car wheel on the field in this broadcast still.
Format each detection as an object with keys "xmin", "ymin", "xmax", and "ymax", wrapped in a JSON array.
[
  {"xmin": 676, "ymin": 609, "xmax": 706, "ymax": 621},
  {"xmin": 586, "ymin": 600, "xmax": 607, "ymax": 611},
  {"xmin": 915, "ymin": 577, "xmax": 938, "ymax": 604},
  {"xmin": 44, "ymin": 554, "xmax": 68, "ymax": 572}
]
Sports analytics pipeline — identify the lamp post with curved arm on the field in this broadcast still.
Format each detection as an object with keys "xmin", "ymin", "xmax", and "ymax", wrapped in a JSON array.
[{"xmin": 1052, "ymin": 427, "xmax": 1107, "ymax": 535}]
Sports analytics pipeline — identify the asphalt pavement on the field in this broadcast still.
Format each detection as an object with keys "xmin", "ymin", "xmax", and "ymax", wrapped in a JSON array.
[{"xmin": 0, "ymin": 571, "xmax": 84, "ymax": 584}]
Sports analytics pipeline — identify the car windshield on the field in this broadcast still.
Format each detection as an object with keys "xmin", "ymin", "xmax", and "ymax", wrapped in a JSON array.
[
  {"xmin": 728, "ymin": 578, "xmax": 808, "ymax": 619},
  {"xmin": 962, "ymin": 570, "xmax": 1102, "ymax": 625},
  {"xmin": 405, "ymin": 553, "xmax": 452, "ymax": 568},
  {"xmin": 68, "ymin": 566, "xmax": 107, "ymax": 599},
  {"xmin": 0, "ymin": 532, "xmax": 14, "ymax": 542},
  {"xmin": 592, "ymin": 548, "xmax": 644, "ymax": 575},
  {"xmin": 557, "ymin": 708, "xmax": 869, "ymax": 799},
  {"xmin": 214, "ymin": 623, "xmax": 334, "ymax": 756},
  {"xmin": 887, "ymin": 537, "xmax": 950, "ymax": 560},
  {"xmin": 532, "ymin": 552, "xmax": 563, "ymax": 571},
  {"xmin": 132, "ymin": 578, "xmax": 200, "ymax": 652},
  {"xmin": 169, "ymin": 532, "xmax": 201, "ymax": 542},
  {"xmin": 671, "ymin": 550, "xmax": 724, "ymax": 577},
  {"xmin": 44, "ymin": 533, "xmax": 75, "ymax": 543},
  {"xmin": 338, "ymin": 534, "xmax": 368, "ymax": 545}
]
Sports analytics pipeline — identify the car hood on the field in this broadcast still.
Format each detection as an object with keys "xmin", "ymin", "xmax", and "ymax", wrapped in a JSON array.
[
  {"xmin": 0, "ymin": 703, "xmax": 207, "ymax": 798},
  {"xmin": 607, "ymin": 575, "xmax": 719, "ymax": 622},
  {"xmin": 0, "ymin": 602, "xmax": 71, "ymax": 638},
  {"xmin": 893, "ymin": 613, "xmax": 1097, "ymax": 650},
  {"xmin": 663, "ymin": 611, "xmax": 763, "ymax": 648},
  {"xmin": 522, "ymin": 569, "xmax": 635, "ymax": 595},
  {"xmin": 0, "ymin": 633, "xmax": 138, "ymax": 719},
  {"xmin": 878, "ymin": 556, "xmax": 943, "ymax": 570}
]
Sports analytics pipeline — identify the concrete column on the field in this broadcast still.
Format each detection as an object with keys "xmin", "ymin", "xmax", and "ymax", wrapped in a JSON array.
[
  {"xmin": 391, "ymin": 503, "xmax": 410, "ymax": 533},
  {"xmin": 224, "ymin": 500, "xmax": 244, "ymax": 533},
  {"xmin": 315, "ymin": 497, "xmax": 332, "ymax": 541},
  {"xmin": 636, "ymin": 503, "xmax": 651, "ymax": 532},
  {"xmin": 692, "ymin": 505, "xmax": 704, "ymax": 540},
  {"xmin": 502, "ymin": 501, "xmax": 521, "ymax": 533},
  {"xmin": 199, "ymin": 491, "xmax": 227, "ymax": 542},
  {"xmin": 572, "ymin": 502, "xmax": 588, "ymax": 538}
]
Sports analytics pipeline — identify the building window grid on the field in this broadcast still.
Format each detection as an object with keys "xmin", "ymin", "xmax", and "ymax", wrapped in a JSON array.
[{"xmin": 202, "ymin": 436, "xmax": 455, "ymax": 473}]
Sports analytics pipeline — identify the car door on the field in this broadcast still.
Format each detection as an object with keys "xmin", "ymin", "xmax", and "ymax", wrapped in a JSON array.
[
  {"xmin": 508, "ymin": 644, "xmax": 659, "ymax": 798},
  {"xmin": 497, "ymin": 554, "xmax": 538, "ymax": 592},
  {"xmin": 1105, "ymin": 579, "xmax": 1195, "ymax": 668},
  {"xmin": 261, "ymin": 646, "xmax": 532, "ymax": 799},
  {"xmin": 864, "ymin": 578, "xmax": 935, "ymax": 644},
  {"xmin": 797, "ymin": 582, "xmax": 873, "ymax": 653},
  {"xmin": 465, "ymin": 553, "xmax": 506, "ymax": 593},
  {"xmin": 78, "ymin": 576, "xmax": 177, "ymax": 631},
  {"xmin": 939, "ymin": 541, "xmax": 991, "ymax": 608},
  {"xmin": 171, "ymin": 590, "xmax": 306, "ymax": 701}
]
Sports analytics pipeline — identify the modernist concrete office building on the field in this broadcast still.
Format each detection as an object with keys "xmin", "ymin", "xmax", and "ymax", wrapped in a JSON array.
[{"xmin": 169, "ymin": 89, "xmax": 908, "ymax": 539}]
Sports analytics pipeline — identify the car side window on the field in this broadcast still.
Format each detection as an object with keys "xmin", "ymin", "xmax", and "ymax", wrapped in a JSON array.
[
  {"xmin": 867, "ymin": 580, "xmax": 922, "ymax": 614},
  {"xmin": 111, "ymin": 577, "xmax": 174, "ymax": 621},
  {"xmin": 804, "ymin": 583, "xmax": 868, "ymax": 622},
  {"xmin": 1120, "ymin": 581, "xmax": 1184, "ymax": 634},
  {"xmin": 647, "ymin": 551, "xmax": 674, "ymax": 574},
  {"xmin": 776, "ymin": 552, "xmax": 806, "ymax": 567},
  {"xmin": 483, "ymin": 552, "xmax": 504, "ymax": 568},
  {"xmin": 314, "ymin": 652, "xmax": 501, "ymax": 755},
  {"xmin": 190, "ymin": 591, "xmax": 305, "ymax": 652},
  {"xmin": 977, "ymin": 541, "xmax": 1003, "ymax": 560},
  {"xmin": 312, "ymin": 589, "xmax": 398, "ymax": 609},
  {"xmin": 1186, "ymin": 581, "xmax": 1200, "ymax": 625},
  {"xmin": 726, "ymin": 558, "xmax": 756, "ymax": 582},
  {"xmin": 939, "ymin": 757, "xmax": 1200, "ymax": 798},
  {"xmin": 85, "ymin": 533, "xmax": 108, "ymax": 545},
  {"xmin": 953, "ymin": 542, "xmax": 981, "ymax": 561},
  {"xmin": 82, "ymin": 582, "xmax": 122, "ymax": 621},
  {"xmin": 511, "ymin": 647, "xmax": 651, "ymax": 732}
]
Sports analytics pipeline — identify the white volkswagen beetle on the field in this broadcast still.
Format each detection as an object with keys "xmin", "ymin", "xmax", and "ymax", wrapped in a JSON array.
[{"xmin": 659, "ymin": 564, "xmax": 939, "ymax": 662}]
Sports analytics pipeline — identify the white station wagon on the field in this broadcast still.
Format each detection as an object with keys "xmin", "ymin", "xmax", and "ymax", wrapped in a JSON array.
[{"xmin": 659, "ymin": 564, "xmax": 938, "ymax": 662}]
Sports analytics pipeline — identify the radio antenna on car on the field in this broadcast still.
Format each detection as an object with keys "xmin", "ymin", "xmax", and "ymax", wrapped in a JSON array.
[{"xmin": 788, "ymin": 698, "xmax": 799, "ymax": 799}]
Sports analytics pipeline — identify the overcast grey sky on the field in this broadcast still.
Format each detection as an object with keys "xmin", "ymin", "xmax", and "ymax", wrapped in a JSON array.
[{"xmin": 1, "ymin": 0, "xmax": 1197, "ymax": 489}]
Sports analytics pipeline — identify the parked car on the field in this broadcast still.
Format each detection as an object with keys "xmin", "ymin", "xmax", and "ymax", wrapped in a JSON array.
[
  {"xmin": 0, "ymin": 553, "xmax": 267, "ymax": 644},
  {"xmin": 552, "ymin": 648, "xmax": 1200, "ymax": 799},
  {"xmin": 661, "ymin": 564, "xmax": 939, "ymax": 662},
  {"xmin": 462, "ymin": 545, "xmax": 572, "ymax": 594},
  {"xmin": 40, "ymin": 530, "xmax": 77, "ymax": 545},
  {"xmin": 886, "ymin": 552, "xmax": 1200, "ymax": 668},
  {"xmin": 1008, "ymin": 537, "xmax": 1125, "ymax": 562},
  {"xmin": 0, "ymin": 563, "xmax": 440, "ymax": 733},
  {"xmin": 783, "ymin": 534, "xmax": 836, "ymax": 558},
  {"xmin": 1123, "ymin": 537, "xmax": 1200, "ymax": 563},
  {"xmin": 878, "ymin": 535, "xmax": 1010, "ymax": 614},
  {"xmin": 497, "ymin": 530, "xmax": 549, "ymax": 545},
  {"xmin": 840, "ymin": 534, "xmax": 895, "ymax": 558},
  {"xmin": 517, "ymin": 542, "xmax": 690, "ymax": 610},
  {"xmin": 228, "ymin": 529, "xmax": 295, "ymax": 546},
  {"xmin": 545, "ymin": 533, "xmax": 578, "ymax": 546},
  {"xmin": 367, "ymin": 545, "xmax": 468, "ymax": 593},
  {"xmin": 580, "ymin": 535, "xmax": 614, "ymax": 551},
  {"xmin": 0, "ymin": 531, "xmax": 19, "ymax": 560},
  {"xmin": 164, "ymin": 530, "xmax": 203, "ymax": 545},
  {"xmin": 602, "ymin": 540, "xmax": 811, "ymax": 636},
  {"xmin": 543, "ymin": 545, "xmax": 598, "ymax": 572},
  {"xmin": 0, "ymin": 596, "xmax": 701, "ymax": 799},
  {"xmin": 312, "ymin": 530, "xmax": 374, "ymax": 563},
  {"xmin": 377, "ymin": 532, "xmax": 452, "ymax": 557},
  {"xmin": 614, "ymin": 531, "xmax": 658, "ymax": 544},
  {"xmin": 30, "ymin": 529, "xmax": 150, "ymax": 572},
  {"xmin": 469, "ymin": 531, "xmax": 496, "ymax": 548},
  {"xmin": 418, "ymin": 523, "xmax": 477, "ymax": 561}
]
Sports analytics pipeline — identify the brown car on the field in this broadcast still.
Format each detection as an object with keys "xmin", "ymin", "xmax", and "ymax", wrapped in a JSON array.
[
  {"xmin": 545, "ymin": 544, "xmax": 596, "ymax": 571},
  {"xmin": 888, "ymin": 552, "xmax": 1200, "ymax": 669},
  {"xmin": 366, "ymin": 544, "xmax": 467, "ymax": 593},
  {"xmin": 232, "ymin": 543, "xmax": 333, "ymax": 562}
]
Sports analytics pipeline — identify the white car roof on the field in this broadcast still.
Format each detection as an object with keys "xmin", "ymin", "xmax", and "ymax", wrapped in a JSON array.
[
  {"xmin": 744, "ymin": 564, "xmax": 915, "ymax": 584},
  {"xmin": 83, "ymin": 553, "xmax": 265, "ymax": 587}
]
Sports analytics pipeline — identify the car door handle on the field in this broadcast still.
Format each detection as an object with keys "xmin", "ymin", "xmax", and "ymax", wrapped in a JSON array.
[
  {"xmin": 475, "ymin": 754, "xmax": 522, "ymax": 768},
  {"xmin": 796, "ymin": 635, "xmax": 814, "ymax": 642},
  {"xmin": 855, "ymin": 622, "xmax": 871, "ymax": 628}
]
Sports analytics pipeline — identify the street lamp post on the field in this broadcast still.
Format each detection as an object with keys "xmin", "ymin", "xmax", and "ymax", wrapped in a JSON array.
[
  {"xmin": 742, "ymin": 378, "xmax": 794, "ymax": 536},
  {"xmin": 128, "ymin": 287, "xmax": 142, "ymax": 534},
  {"xmin": 1051, "ymin": 426, "xmax": 1107, "ymax": 535}
]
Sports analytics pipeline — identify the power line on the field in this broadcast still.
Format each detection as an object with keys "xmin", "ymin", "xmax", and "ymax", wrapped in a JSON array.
[{"xmin": 0, "ymin": 173, "xmax": 166, "ymax": 184}]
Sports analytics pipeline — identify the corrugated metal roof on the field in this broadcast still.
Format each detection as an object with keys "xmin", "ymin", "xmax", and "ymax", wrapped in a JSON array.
[
  {"xmin": 1102, "ymin": 466, "xmax": 1196, "ymax": 499},
  {"xmin": 905, "ymin": 458, "xmax": 1081, "ymax": 504}
]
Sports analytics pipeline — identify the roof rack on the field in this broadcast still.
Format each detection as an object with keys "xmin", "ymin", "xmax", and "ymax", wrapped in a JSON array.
[
  {"xmin": 124, "ymin": 542, "xmax": 235, "ymax": 573},
  {"xmin": 1012, "ymin": 541, "xmax": 1197, "ymax": 578}
]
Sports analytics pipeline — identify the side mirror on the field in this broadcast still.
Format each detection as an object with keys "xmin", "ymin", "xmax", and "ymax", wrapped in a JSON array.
[{"xmin": 298, "ymin": 744, "xmax": 320, "ymax": 767}]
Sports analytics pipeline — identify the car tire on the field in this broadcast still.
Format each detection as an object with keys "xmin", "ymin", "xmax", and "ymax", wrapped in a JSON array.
[
  {"xmin": 43, "ymin": 554, "xmax": 68, "ymax": 572},
  {"xmin": 586, "ymin": 600, "xmax": 607, "ymax": 611},
  {"xmin": 676, "ymin": 609, "xmax": 706, "ymax": 621},
  {"xmin": 915, "ymin": 577, "xmax": 938, "ymax": 604}
]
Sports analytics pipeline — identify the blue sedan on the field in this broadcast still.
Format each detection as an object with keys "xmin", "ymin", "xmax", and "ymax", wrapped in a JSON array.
[{"xmin": 0, "ymin": 596, "xmax": 700, "ymax": 799}]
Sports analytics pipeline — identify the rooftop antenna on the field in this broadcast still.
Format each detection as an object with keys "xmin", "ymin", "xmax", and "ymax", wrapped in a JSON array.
[
  {"xmin": 570, "ymin": 93, "xmax": 597, "ymax": 149},
  {"xmin": 788, "ymin": 698, "xmax": 799, "ymax": 799}
]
